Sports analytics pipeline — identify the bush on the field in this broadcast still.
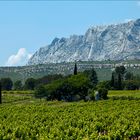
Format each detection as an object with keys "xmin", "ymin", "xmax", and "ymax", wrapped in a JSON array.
[
  {"xmin": 40, "ymin": 73, "xmax": 91, "ymax": 101},
  {"xmin": 24, "ymin": 78, "xmax": 36, "ymax": 90},
  {"xmin": 96, "ymin": 81, "xmax": 111, "ymax": 90},
  {"xmin": 0, "ymin": 78, "xmax": 13, "ymax": 90},
  {"xmin": 98, "ymin": 88, "xmax": 108, "ymax": 100},
  {"xmin": 87, "ymin": 89, "xmax": 95, "ymax": 101},
  {"xmin": 124, "ymin": 80, "xmax": 139, "ymax": 90},
  {"xmin": 14, "ymin": 80, "xmax": 23, "ymax": 90},
  {"xmin": 35, "ymin": 85, "xmax": 47, "ymax": 98}
]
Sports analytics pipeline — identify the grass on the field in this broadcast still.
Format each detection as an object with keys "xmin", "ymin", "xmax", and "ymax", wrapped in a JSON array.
[
  {"xmin": 108, "ymin": 90, "xmax": 140, "ymax": 98},
  {"xmin": 2, "ymin": 90, "xmax": 34, "ymax": 95},
  {"xmin": 2, "ymin": 94, "xmax": 33, "ymax": 103}
]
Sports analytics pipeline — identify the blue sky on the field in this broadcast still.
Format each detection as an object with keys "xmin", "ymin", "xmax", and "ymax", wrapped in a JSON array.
[{"xmin": 0, "ymin": 1, "xmax": 140, "ymax": 66}]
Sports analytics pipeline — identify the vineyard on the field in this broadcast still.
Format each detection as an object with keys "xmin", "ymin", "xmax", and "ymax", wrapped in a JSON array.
[{"xmin": 0, "ymin": 92, "xmax": 140, "ymax": 139}]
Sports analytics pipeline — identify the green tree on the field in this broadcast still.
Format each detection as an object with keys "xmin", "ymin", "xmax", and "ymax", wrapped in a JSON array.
[
  {"xmin": 14, "ymin": 80, "xmax": 22, "ymax": 90},
  {"xmin": 44, "ymin": 73, "xmax": 90, "ymax": 101},
  {"xmin": 36, "ymin": 74, "xmax": 63, "ymax": 86},
  {"xmin": 115, "ymin": 65, "xmax": 126, "ymax": 81},
  {"xmin": 115, "ymin": 66, "xmax": 126, "ymax": 76},
  {"xmin": 125, "ymin": 72, "xmax": 134, "ymax": 80},
  {"xmin": 113, "ymin": 66, "xmax": 126, "ymax": 90},
  {"xmin": 96, "ymin": 81, "xmax": 111, "ymax": 90},
  {"xmin": 124, "ymin": 80, "xmax": 139, "ymax": 90},
  {"xmin": 35, "ymin": 85, "xmax": 47, "ymax": 98},
  {"xmin": 88, "ymin": 68, "xmax": 98, "ymax": 88},
  {"xmin": 0, "ymin": 78, "xmax": 13, "ymax": 90},
  {"xmin": 117, "ymin": 73, "xmax": 122, "ymax": 90},
  {"xmin": 24, "ymin": 78, "xmax": 36, "ymax": 90},
  {"xmin": 110, "ymin": 72, "xmax": 115, "ymax": 88},
  {"xmin": 74, "ymin": 63, "xmax": 77, "ymax": 75},
  {"xmin": 98, "ymin": 88, "xmax": 108, "ymax": 100}
]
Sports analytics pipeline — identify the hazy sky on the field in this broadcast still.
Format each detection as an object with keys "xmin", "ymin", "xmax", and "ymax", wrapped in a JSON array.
[{"xmin": 0, "ymin": 1, "xmax": 140, "ymax": 66}]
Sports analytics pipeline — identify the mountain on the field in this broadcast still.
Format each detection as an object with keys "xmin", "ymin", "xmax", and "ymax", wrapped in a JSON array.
[{"xmin": 28, "ymin": 19, "xmax": 140, "ymax": 65}]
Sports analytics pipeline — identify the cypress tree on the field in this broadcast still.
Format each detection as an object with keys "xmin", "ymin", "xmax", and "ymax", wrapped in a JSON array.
[
  {"xmin": 74, "ymin": 62, "xmax": 77, "ymax": 75},
  {"xmin": 110, "ymin": 72, "xmax": 115, "ymax": 88},
  {"xmin": 89, "ymin": 68, "xmax": 98, "ymax": 87},
  {"xmin": 117, "ymin": 73, "xmax": 122, "ymax": 90}
]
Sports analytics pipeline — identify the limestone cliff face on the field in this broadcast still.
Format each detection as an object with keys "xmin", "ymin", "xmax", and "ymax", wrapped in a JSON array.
[{"xmin": 28, "ymin": 19, "xmax": 140, "ymax": 65}]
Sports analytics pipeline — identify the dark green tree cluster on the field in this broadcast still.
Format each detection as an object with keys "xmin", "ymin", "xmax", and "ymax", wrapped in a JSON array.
[
  {"xmin": 35, "ymin": 73, "xmax": 91, "ymax": 101},
  {"xmin": 0, "ymin": 74, "xmax": 63, "ymax": 91},
  {"xmin": 0, "ymin": 78, "xmax": 13, "ymax": 90},
  {"xmin": 14, "ymin": 80, "xmax": 22, "ymax": 90},
  {"xmin": 110, "ymin": 66, "xmax": 140, "ymax": 90},
  {"xmin": 110, "ymin": 66, "xmax": 126, "ymax": 90},
  {"xmin": 35, "ymin": 63, "xmax": 108, "ymax": 101}
]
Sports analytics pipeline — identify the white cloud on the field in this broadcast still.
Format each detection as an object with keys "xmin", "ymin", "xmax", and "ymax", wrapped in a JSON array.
[{"xmin": 6, "ymin": 48, "xmax": 32, "ymax": 66}]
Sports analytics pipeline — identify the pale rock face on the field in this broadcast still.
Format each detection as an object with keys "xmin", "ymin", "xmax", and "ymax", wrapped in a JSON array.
[{"xmin": 28, "ymin": 19, "xmax": 140, "ymax": 65}]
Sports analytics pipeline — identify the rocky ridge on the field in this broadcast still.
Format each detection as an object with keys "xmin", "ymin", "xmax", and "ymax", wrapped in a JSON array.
[{"xmin": 28, "ymin": 19, "xmax": 140, "ymax": 65}]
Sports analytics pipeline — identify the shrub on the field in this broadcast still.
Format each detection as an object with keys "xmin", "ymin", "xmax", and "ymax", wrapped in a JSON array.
[
  {"xmin": 35, "ymin": 85, "xmax": 47, "ymax": 98},
  {"xmin": 14, "ymin": 80, "xmax": 23, "ymax": 90},
  {"xmin": 124, "ymin": 80, "xmax": 139, "ymax": 90},
  {"xmin": 98, "ymin": 88, "xmax": 108, "ymax": 100},
  {"xmin": 87, "ymin": 89, "xmax": 95, "ymax": 100},
  {"xmin": 0, "ymin": 78, "xmax": 13, "ymax": 90},
  {"xmin": 42, "ymin": 73, "xmax": 91, "ymax": 101},
  {"xmin": 96, "ymin": 81, "xmax": 111, "ymax": 90},
  {"xmin": 24, "ymin": 78, "xmax": 36, "ymax": 90}
]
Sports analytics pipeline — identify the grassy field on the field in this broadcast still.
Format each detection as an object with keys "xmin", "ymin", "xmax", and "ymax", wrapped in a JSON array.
[
  {"xmin": 0, "ymin": 90, "xmax": 140, "ymax": 139},
  {"xmin": 2, "ymin": 90, "xmax": 34, "ymax": 95},
  {"xmin": 108, "ymin": 90, "xmax": 140, "ymax": 98}
]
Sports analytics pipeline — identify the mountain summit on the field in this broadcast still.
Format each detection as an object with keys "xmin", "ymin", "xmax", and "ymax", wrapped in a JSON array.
[{"xmin": 28, "ymin": 19, "xmax": 140, "ymax": 65}]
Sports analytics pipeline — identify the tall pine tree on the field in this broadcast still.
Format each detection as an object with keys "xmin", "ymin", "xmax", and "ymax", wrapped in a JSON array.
[
  {"xmin": 110, "ymin": 72, "xmax": 115, "ymax": 88},
  {"xmin": 89, "ymin": 68, "xmax": 98, "ymax": 87},
  {"xmin": 117, "ymin": 73, "xmax": 122, "ymax": 90},
  {"xmin": 74, "ymin": 62, "xmax": 77, "ymax": 75}
]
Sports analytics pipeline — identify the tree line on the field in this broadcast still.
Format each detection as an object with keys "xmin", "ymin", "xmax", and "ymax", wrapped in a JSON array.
[{"xmin": 0, "ymin": 63, "xmax": 140, "ymax": 102}]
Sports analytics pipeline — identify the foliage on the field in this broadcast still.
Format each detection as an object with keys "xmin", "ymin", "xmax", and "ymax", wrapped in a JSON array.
[
  {"xmin": 43, "ymin": 73, "xmax": 90, "ymax": 101},
  {"xmin": 110, "ymin": 66, "xmax": 127, "ymax": 90},
  {"xmin": 2, "ymin": 90, "xmax": 34, "ymax": 95},
  {"xmin": 45, "ymin": 79, "xmax": 64, "ymax": 100},
  {"xmin": 87, "ymin": 88, "xmax": 95, "ymax": 100},
  {"xmin": 74, "ymin": 63, "xmax": 77, "ymax": 75},
  {"xmin": 110, "ymin": 72, "xmax": 115, "ymax": 88},
  {"xmin": 115, "ymin": 65, "xmax": 126, "ymax": 75},
  {"xmin": 84, "ymin": 68, "xmax": 98, "ymax": 88},
  {"xmin": 0, "ymin": 78, "xmax": 13, "ymax": 90},
  {"xmin": 98, "ymin": 88, "xmax": 108, "ymax": 100},
  {"xmin": 35, "ymin": 85, "xmax": 47, "ymax": 98},
  {"xmin": 36, "ymin": 74, "xmax": 63, "ymax": 86},
  {"xmin": 24, "ymin": 78, "xmax": 36, "ymax": 90},
  {"xmin": 1, "ymin": 100, "xmax": 140, "ymax": 139},
  {"xmin": 2, "ymin": 94, "xmax": 32, "ymax": 103},
  {"xmin": 14, "ymin": 80, "xmax": 23, "ymax": 90},
  {"xmin": 124, "ymin": 80, "xmax": 140, "ymax": 90},
  {"xmin": 108, "ymin": 90, "xmax": 140, "ymax": 98},
  {"xmin": 125, "ymin": 72, "xmax": 134, "ymax": 80},
  {"xmin": 96, "ymin": 81, "xmax": 111, "ymax": 90},
  {"xmin": 117, "ymin": 73, "xmax": 122, "ymax": 90}
]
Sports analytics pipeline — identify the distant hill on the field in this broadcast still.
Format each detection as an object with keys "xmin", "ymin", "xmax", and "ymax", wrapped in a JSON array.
[
  {"xmin": 28, "ymin": 19, "xmax": 140, "ymax": 65},
  {"xmin": 0, "ymin": 60, "xmax": 140, "ymax": 82}
]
